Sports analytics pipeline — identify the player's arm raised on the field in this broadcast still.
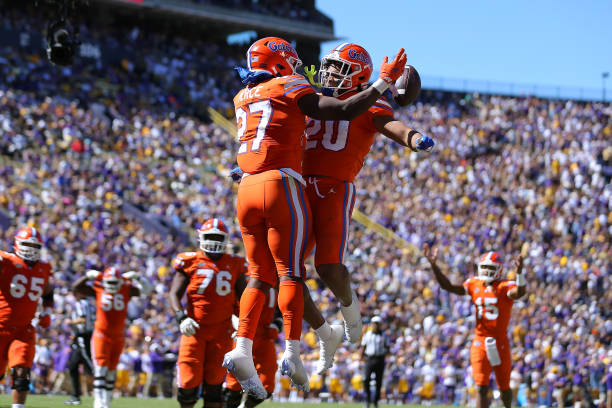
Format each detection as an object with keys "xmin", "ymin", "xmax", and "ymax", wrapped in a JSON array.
[
  {"xmin": 507, "ymin": 255, "xmax": 526, "ymax": 300},
  {"xmin": 72, "ymin": 271, "xmax": 97, "ymax": 297},
  {"xmin": 297, "ymin": 49, "xmax": 407, "ymax": 121},
  {"xmin": 423, "ymin": 243, "xmax": 466, "ymax": 296},
  {"xmin": 373, "ymin": 116, "xmax": 434, "ymax": 152}
]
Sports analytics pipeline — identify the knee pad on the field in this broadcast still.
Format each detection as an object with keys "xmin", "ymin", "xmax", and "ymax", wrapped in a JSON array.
[
  {"xmin": 10, "ymin": 367, "xmax": 30, "ymax": 392},
  {"xmin": 94, "ymin": 366, "xmax": 108, "ymax": 389},
  {"xmin": 204, "ymin": 384, "xmax": 223, "ymax": 403},
  {"xmin": 106, "ymin": 370, "xmax": 116, "ymax": 391},
  {"xmin": 178, "ymin": 386, "xmax": 199, "ymax": 406},
  {"xmin": 225, "ymin": 389, "xmax": 243, "ymax": 408}
]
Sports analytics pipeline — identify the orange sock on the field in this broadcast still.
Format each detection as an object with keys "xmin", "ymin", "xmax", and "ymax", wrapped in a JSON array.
[
  {"xmin": 236, "ymin": 287, "xmax": 266, "ymax": 340},
  {"xmin": 278, "ymin": 280, "xmax": 304, "ymax": 340}
]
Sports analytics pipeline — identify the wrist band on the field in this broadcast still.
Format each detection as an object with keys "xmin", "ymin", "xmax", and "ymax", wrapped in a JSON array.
[
  {"xmin": 407, "ymin": 130, "xmax": 420, "ymax": 152},
  {"xmin": 515, "ymin": 273, "xmax": 526, "ymax": 287},
  {"xmin": 175, "ymin": 310, "xmax": 187, "ymax": 324},
  {"xmin": 372, "ymin": 78, "xmax": 389, "ymax": 93}
]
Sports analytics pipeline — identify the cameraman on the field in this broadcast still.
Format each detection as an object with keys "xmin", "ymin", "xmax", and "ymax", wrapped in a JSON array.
[{"xmin": 65, "ymin": 291, "xmax": 96, "ymax": 405}]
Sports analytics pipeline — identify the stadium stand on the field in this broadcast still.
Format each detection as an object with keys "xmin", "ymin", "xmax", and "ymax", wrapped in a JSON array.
[{"xmin": 0, "ymin": 2, "xmax": 611, "ymax": 407}]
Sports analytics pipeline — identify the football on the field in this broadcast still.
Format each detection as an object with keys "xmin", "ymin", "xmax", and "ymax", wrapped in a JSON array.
[{"xmin": 393, "ymin": 65, "xmax": 421, "ymax": 106}]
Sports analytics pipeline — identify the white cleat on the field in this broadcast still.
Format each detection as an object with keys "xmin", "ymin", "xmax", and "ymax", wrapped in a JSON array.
[
  {"xmin": 316, "ymin": 324, "xmax": 344, "ymax": 375},
  {"xmin": 344, "ymin": 318, "xmax": 363, "ymax": 344},
  {"xmin": 223, "ymin": 350, "xmax": 267, "ymax": 400},
  {"xmin": 280, "ymin": 357, "xmax": 310, "ymax": 392},
  {"xmin": 342, "ymin": 291, "xmax": 363, "ymax": 343}
]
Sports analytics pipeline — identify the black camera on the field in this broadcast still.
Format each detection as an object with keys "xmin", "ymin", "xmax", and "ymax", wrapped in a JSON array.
[
  {"xmin": 46, "ymin": 20, "xmax": 79, "ymax": 66},
  {"xmin": 42, "ymin": 0, "xmax": 85, "ymax": 66}
]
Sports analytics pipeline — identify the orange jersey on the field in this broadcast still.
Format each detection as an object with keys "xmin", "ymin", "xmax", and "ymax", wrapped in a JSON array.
[
  {"xmin": 93, "ymin": 279, "xmax": 132, "ymax": 336},
  {"xmin": 0, "ymin": 251, "xmax": 52, "ymax": 327},
  {"xmin": 302, "ymin": 92, "xmax": 394, "ymax": 182},
  {"xmin": 234, "ymin": 74, "xmax": 316, "ymax": 176},
  {"xmin": 463, "ymin": 277, "xmax": 517, "ymax": 338},
  {"xmin": 172, "ymin": 251, "xmax": 246, "ymax": 325}
]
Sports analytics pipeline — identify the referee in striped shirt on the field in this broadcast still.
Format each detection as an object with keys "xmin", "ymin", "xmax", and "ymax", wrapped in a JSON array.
[
  {"xmin": 361, "ymin": 316, "xmax": 390, "ymax": 408},
  {"xmin": 65, "ymin": 291, "xmax": 96, "ymax": 405}
]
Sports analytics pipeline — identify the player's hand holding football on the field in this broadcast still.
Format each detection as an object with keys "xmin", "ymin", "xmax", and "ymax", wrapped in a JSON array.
[
  {"xmin": 379, "ymin": 48, "xmax": 407, "ymax": 86},
  {"xmin": 423, "ymin": 243, "xmax": 438, "ymax": 266}
]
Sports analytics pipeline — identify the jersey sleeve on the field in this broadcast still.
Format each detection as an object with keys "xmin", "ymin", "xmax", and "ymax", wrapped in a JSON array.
[
  {"xmin": 282, "ymin": 75, "xmax": 316, "ymax": 100},
  {"xmin": 500, "ymin": 280, "xmax": 517, "ymax": 299},
  {"xmin": 462, "ymin": 278, "xmax": 473, "ymax": 297},
  {"xmin": 369, "ymin": 96, "xmax": 394, "ymax": 118},
  {"xmin": 172, "ymin": 252, "xmax": 197, "ymax": 276}
]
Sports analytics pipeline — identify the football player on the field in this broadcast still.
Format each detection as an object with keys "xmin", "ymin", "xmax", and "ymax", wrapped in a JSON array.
[
  {"xmin": 224, "ymin": 36, "xmax": 406, "ymax": 398},
  {"xmin": 73, "ymin": 266, "xmax": 152, "ymax": 408},
  {"xmin": 0, "ymin": 227, "xmax": 53, "ymax": 408},
  {"xmin": 301, "ymin": 43, "xmax": 435, "ymax": 373},
  {"xmin": 169, "ymin": 219, "xmax": 247, "ymax": 408},
  {"xmin": 423, "ymin": 243, "xmax": 526, "ymax": 408}
]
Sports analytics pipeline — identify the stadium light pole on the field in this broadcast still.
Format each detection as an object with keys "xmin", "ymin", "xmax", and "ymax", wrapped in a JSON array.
[{"xmin": 603, "ymin": 72, "xmax": 609, "ymax": 102}]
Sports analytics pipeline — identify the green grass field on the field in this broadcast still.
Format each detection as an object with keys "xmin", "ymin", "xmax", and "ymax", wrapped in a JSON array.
[{"xmin": 0, "ymin": 395, "xmax": 454, "ymax": 408}]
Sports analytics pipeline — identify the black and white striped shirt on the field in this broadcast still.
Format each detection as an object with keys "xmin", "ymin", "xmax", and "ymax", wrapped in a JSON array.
[
  {"xmin": 72, "ymin": 298, "xmax": 96, "ymax": 335},
  {"xmin": 361, "ymin": 330, "xmax": 390, "ymax": 357}
]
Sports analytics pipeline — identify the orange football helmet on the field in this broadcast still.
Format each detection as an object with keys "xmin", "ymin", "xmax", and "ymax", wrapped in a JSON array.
[
  {"xmin": 198, "ymin": 218, "xmax": 229, "ymax": 254},
  {"xmin": 319, "ymin": 43, "xmax": 374, "ymax": 96},
  {"xmin": 14, "ymin": 227, "xmax": 43, "ymax": 262},
  {"xmin": 477, "ymin": 252, "xmax": 503, "ymax": 283},
  {"xmin": 246, "ymin": 37, "xmax": 302, "ymax": 77},
  {"xmin": 102, "ymin": 266, "xmax": 123, "ymax": 294}
]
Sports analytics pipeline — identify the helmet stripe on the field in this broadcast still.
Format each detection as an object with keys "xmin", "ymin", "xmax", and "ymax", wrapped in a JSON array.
[
  {"xmin": 31, "ymin": 227, "xmax": 37, "ymax": 239},
  {"xmin": 335, "ymin": 42, "xmax": 350, "ymax": 51}
]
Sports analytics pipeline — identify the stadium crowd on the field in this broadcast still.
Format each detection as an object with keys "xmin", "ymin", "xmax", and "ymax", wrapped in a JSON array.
[{"xmin": 1, "ymin": 6, "xmax": 611, "ymax": 407}]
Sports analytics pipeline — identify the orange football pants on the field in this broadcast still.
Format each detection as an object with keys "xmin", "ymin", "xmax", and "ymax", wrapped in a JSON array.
[
  {"xmin": 236, "ymin": 170, "xmax": 310, "ymax": 341},
  {"xmin": 304, "ymin": 176, "xmax": 356, "ymax": 266},
  {"xmin": 237, "ymin": 170, "xmax": 311, "ymax": 285},
  {"xmin": 91, "ymin": 329, "xmax": 125, "ymax": 370},
  {"xmin": 176, "ymin": 320, "xmax": 233, "ymax": 388},
  {"xmin": 470, "ymin": 335, "xmax": 512, "ymax": 390},
  {"xmin": 0, "ymin": 325, "xmax": 36, "ymax": 372}
]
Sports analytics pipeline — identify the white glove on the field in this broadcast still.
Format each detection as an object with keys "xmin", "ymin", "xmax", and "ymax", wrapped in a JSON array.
[
  {"xmin": 86, "ymin": 269, "xmax": 100, "ymax": 280},
  {"xmin": 180, "ymin": 317, "xmax": 200, "ymax": 336},
  {"xmin": 122, "ymin": 271, "xmax": 138, "ymax": 280}
]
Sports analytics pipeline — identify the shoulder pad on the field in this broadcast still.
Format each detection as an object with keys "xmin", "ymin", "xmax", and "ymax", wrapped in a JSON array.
[{"xmin": 173, "ymin": 252, "xmax": 198, "ymax": 270}]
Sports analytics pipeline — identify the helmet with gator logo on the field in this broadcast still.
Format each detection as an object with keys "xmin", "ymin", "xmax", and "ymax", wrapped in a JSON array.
[
  {"xmin": 246, "ymin": 37, "xmax": 302, "ymax": 77},
  {"xmin": 477, "ymin": 252, "xmax": 503, "ymax": 284},
  {"xmin": 319, "ymin": 43, "xmax": 374, "ymax": 97},
  {"xmin": 14, "ymin": 227, "xmax": 43, "ymax": 262},
  {"xmin": 198, "ymin": 218, "xmax": 229, "ymax": 255}
]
